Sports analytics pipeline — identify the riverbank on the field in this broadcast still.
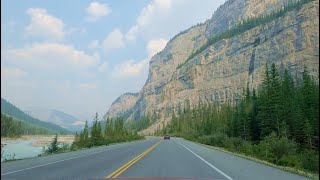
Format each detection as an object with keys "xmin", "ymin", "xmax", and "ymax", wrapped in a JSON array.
[{"xmin": 1, "ymin": 135, "xmax": 74, "ymax": 147}]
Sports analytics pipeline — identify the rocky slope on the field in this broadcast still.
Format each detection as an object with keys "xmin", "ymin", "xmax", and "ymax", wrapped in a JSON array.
[
  {"xmin": 103, "ymin": 93, "xmax": 139, "ymax": 120},
  {"xmin": 105, "ymin": 0, "xmax": 319, "ymax": 135}
]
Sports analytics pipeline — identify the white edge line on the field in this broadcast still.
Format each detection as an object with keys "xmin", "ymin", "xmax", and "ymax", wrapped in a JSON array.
[
  {"xmin": 1, "ymin": 140, "xmax": 141, "ymax": 176},
  {"xmin": 174, "ymin": 139, "xmax": 233, "ymax": 180}
]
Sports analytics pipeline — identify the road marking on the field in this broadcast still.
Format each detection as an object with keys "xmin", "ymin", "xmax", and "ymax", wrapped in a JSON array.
[
  {"xmin": 1, "ymin": 141, "xmax": 140, "ymax": 176},
  {"xmin": 106, "ymin": 140, "xmax": 162, "ymax": 178},
  {"xmin": 175, "ymin": 139, "xmax": 233, "ymax": 180}
]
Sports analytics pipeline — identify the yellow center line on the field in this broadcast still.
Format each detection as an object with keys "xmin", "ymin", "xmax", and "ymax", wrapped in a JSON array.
[{"xmin": 106, "ymin": 140, "xmax": 162, "ymax": 178}]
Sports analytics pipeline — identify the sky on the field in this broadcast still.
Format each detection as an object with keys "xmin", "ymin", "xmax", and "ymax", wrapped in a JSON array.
[{"xmin": 1, "ymin": 0, "xmax": 225, "ymax": 121}]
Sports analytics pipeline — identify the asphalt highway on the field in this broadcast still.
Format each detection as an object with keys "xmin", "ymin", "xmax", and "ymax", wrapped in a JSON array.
[{"xmin": 1, "ymin": 137, "xmax": 310, "ymax": 180}]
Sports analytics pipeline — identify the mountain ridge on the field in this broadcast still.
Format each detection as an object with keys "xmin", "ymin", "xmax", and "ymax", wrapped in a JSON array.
[
  {"xmin": 1, "ymin": 98, "xmax": 70, "ymax": 134},
  {"xmin": 104, "ymin": 0, "xmax": 319, "ymax": 135},
  {"xmin": 24, "ymin": 108, "xmax": 84, "ymax": 132}
]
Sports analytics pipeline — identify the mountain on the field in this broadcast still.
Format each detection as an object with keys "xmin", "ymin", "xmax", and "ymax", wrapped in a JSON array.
[
  {"xmin": 103, "ymin": 93, "xmax": 139, "ymax": 120},
  {"xmin": 25, "ymin": 109, "xmax": 84, "ymax": 132},
  {"xmin": 104, "ymin": 0, "xmax": 319, "ymax": 134},
  {"xmin": 1, "ymin": 98, "xmax": 70, "ymax": 134}
]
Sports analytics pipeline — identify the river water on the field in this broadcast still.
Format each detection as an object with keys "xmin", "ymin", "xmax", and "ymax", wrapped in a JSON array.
[
  {"xmin": 1, "ymin": 135, "xmax": 74, "ymax": 162},
  {"xmin": 1, "ymin": 139, "xmax": 43, "ymax": 162}
]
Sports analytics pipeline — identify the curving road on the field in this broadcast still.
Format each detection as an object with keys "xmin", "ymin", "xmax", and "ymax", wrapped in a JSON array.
[{"xmin": 1, "ymin": 137, "xmax": 310, "ymax": 180}]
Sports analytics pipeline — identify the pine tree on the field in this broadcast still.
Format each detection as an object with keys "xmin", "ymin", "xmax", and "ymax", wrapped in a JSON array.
[
  {"xmin": 83, "ymin": 120, "xmax": 89, "ymax": 141},
  {"xmin": 91, "ymin": 112, "xmax": 102, "ymax": 146},
  {"xmin": 270, "ymin": 63, "xmax": 282, "ymax": 135},
  {"xmin": 280, "ymin": 69, "xmax": 295, "ymax": 138},
  {"xmin": 48, "ymin": 134, "xmax": 59, "ymax": 153}
]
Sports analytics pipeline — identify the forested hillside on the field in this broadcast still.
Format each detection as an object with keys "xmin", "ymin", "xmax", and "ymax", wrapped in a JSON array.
[
  {"xmin": 158, "ymin": 64, "xmax": 319, "ymax": 173},
  {"xmin": 1, "ymin": 98, "xmax": 70, "ymax": 135},
  {"xmin": 1, "ymin": 113, "xmax": 57, "ymax": 137}
]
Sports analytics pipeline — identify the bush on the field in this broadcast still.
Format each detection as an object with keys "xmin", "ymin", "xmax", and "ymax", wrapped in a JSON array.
[
  {"xmin": 240, "ymin": 141, "xmax": 254, "ymax": 155},
  {"xmin": 278, "ymin": 154, "xmax": 301, "ymax": 168},
  {"xmin": 198, "ymin": 135, "xmax": 212, "ymax": 145},
  {"xmin": 269, "ymin": 136, "xmax": 297, "ymax": 163},
  {"xmin": 222, "ymin": 137, "xmax": 235, "ymax": 151},
  {"xmin": 299, "ymin": 150, "xmax": 319, "ymax": 173},
  {"xmin": 210, "ymin": 133, "xmax": 227, "ymax": 147},
  {"xmin": 257, "ymin": 132, "xmax": 297, "ymax": 163},
  {"xmin": 230, "ymin": 137, "xmax": 244, "ymax": 152}
]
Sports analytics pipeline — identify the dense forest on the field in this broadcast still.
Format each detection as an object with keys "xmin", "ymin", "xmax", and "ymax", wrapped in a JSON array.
[
  {"xmin": 71, "ymin": 113, "xmax": 143, "ymax": 149},
  {"xmin": 155, "ymin": 64, "xmax": 319, "ymax": 173},
  {"xmin": 177, "ymin": 0, "xmax": 313, "ymax": 69},
  {"xmin": 1, "ymin": 113, "xmax": 58, "ymax": 137},
  {"xmin": 1, "ymin": 98, "xmax": 69, "ymax": 135}
]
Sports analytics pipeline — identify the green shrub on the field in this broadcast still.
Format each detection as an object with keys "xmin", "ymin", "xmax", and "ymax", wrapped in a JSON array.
[
  {"xmin": 210, "ymin": 133, "xmax": 227, "ymax": 147},
  {"xmin": 198, "ymin": 135, "xmax": 212, "ymax": 145},
  {"xmin": 299, "ymin": 150, "xmax": 319, "ymax": 173},
  {"xmin": 271, "ymin": 138, "xmax": 297, "ymax": 163},
  {"xmin": 231, "ymin": 137, "xmax": 244, "ymax": 151},
  {"xmin": 257, "ymin": 132, "xmax": 297, "ymax": 163},
  {"xmin": 240, "ymin": 141, "xmax": 254, "ymax": 155},
  {"xmin": 222, "ymin": 137, "xmax": 235, "ymax": 151},
  {"xmin": 278, "ymin": 154, "xmax": 301, "ymax": 168}
]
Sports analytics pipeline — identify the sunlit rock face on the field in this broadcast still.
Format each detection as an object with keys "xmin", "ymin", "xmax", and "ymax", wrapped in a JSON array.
[{"xmin": 105, "ymin": 0, "xmax": 319, "ymax": 135}]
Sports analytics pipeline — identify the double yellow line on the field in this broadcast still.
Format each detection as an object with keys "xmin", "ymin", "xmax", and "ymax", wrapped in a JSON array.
[{"xmin": 106, "ymin": 140, "xmax": 162, "ymax": 178}]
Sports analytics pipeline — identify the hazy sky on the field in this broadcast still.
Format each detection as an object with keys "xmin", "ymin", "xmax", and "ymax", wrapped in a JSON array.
[{"xmin": 1, "ymin": 0, "xmax": 225, "ymax": 121}]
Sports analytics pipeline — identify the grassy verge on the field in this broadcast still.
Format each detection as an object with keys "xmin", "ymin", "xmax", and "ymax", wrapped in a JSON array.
[
  {"xmin": 39, "ymin": 136, "xmax": 146, "ymax": 157},
  {"xmin": 184, "ymin": 138, "xmax": 319, "ymax": 180}
]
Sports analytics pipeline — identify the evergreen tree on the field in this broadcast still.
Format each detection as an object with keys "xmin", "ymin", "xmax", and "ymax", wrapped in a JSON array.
[
  {"xmin": 258, "ymin": 64, "xmax": 274, "ymax": 138},
  {"xmin": 47, "ymin": 134, "xmax": 59, "ymax": 153},
  {"xmin": 83, "ymin": 120, "xmax": 89, "ymax": 141}
]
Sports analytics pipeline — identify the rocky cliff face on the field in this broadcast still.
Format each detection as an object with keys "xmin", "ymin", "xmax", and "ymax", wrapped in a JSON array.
[
  {"xmin": 105, "ymin": 0, "xmax": 319, "ymax": 134},
  {"xmin": 104, "ymin": 93, "xmax": 139, "ymax": 120}
]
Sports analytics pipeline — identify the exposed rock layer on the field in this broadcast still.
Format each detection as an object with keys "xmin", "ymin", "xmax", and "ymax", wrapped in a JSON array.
[{"xmin": 104, "ymin": 0, "xmax": 319, "ymax": 135}]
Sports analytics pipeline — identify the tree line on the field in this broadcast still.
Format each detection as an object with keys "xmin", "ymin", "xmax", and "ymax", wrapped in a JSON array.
[
  {"xmin": 71, "ymin": 113, "xmax": 143, "ymax": 149},
  {"xmin": 1, "ymin": 113, "xmax": 57, "ymax": 137},
  {"xmin": 177, "ymin": 0, "xmax": 313, "ymax": 69},
  {"xmin": 160, "ymin": 64, "xmax": 319, "ymax": 173}
]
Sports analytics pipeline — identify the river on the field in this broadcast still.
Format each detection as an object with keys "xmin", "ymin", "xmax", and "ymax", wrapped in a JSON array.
[{"xmin": 1, "ymin": 135, "xmax": 74, "ymax": 162}]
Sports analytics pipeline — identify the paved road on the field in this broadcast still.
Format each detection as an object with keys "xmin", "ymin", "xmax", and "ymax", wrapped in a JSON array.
[{"xmin": 1, "ymin": 137, "xmax": 310, "ymax": 180}]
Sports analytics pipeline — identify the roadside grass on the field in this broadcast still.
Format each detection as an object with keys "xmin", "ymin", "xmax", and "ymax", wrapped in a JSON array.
[
  {"xmin": 1, "ymin": 137, "xmax": 146, "ymax": 162},
  {"xmin": 38, "ymin": 137, "xmax": 146, "ymax": 157},
  {"xmin": 184, "ymin": 139, "xmax": 319, "ymax": 180}
]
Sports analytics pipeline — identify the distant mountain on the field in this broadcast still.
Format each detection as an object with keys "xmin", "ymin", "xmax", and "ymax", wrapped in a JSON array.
[
  {"xmin": 103, "ymin": 93, "xmax": 139, "ymax": 120},
  {"xmin": 25, "ymin": 109, "xmax": 84, "ymax": 132},
  {"xmin": 1, "ymin": 98, "xmax": 70, "ymax": 134}
]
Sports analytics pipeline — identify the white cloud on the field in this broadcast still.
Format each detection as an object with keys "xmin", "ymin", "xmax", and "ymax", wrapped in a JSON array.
[
  {"xmin": 86, "ymin": 2, "xmax": 111, "ymax": 22},
  {"xmin": 111, "ymin": 38, "xmax": 167, "ymax": 79},
  {"xmin": 112, "ymin": 59, "xmax": 148, "ymax": 78},
  {"xmin": 126, "ymin": 0, "xmax": 172, "ymax": 41},
  {"xmin": 126, "ymin": 25, "xmax": 139, "ymax": 41},
  {"xmin": 98, "ymin": 62, "xmax": 108, "ymax": 72},
  {"xmin": 2, "ymin": 42, "xmax": 99, "ymax": 77},
  {"xmin": 88, "ymin": 40, "xmax": 100, "ymax": 49},
  {"xmin": 102, "ymin": 29, "xmax": 125, "ymax": 52},
  {"xmin": 1, "ymin": 67, "xmax": 26, "ymax": 79},
  {"xmin": 25, "ymin": 8, "xmax": 65, "ymax": 41},
  {"xmin": 147, "ymin": 38, "xmax": 168, "ymax": 57},
  {"xmin": 126, "ymin": 0, "xmax": 224, "ymax": 41}
]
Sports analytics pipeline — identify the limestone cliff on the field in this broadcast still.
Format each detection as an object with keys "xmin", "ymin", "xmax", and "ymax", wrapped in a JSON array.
[
  {"xmin": 103, "ymin": 93, "xmax": 139, "ymax": 120},
  {"xmin": 104, "ymin": 0, "xmax": 319, "ymax": 134}
]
